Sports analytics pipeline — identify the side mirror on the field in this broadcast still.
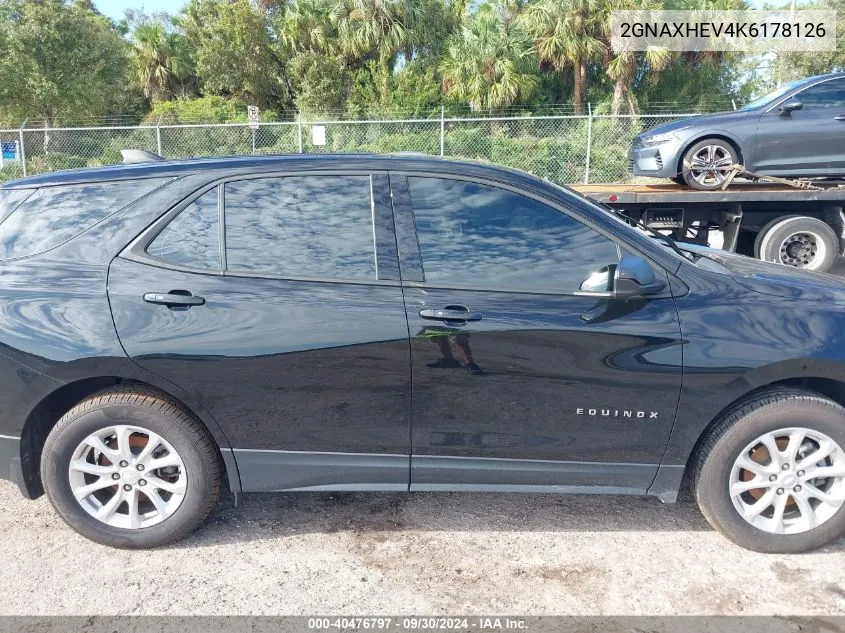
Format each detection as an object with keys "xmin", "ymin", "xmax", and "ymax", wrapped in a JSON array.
[
  {"xmin": 779, "ymin": 99, "xmax": 803, "ymax": 115},
  {"xmin": 576, "ymin": 255, "xmax": 666, "ymax": 299}
]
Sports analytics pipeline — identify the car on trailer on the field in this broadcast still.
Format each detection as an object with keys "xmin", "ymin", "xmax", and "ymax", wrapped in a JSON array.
[{"xmin": 628, "ymin": 72, "xmax": 845, "ymax": 191}]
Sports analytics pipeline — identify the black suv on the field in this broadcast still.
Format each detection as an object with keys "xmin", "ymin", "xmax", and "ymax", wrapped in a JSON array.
[{"xmin": 1, "ymin": 154, "xmax": 844, "ymax": 552}]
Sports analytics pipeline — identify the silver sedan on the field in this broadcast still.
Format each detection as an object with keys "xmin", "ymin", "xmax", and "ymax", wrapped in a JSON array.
[{"xmin": 629, "ymin": 72, "xmax": 845, "ymax": 190}]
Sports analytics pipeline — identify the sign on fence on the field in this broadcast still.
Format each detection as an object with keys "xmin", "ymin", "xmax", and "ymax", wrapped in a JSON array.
[
  {"xmin": 312, "ymin": 125, "xmax": 326, "ymax": 146},
  {"xmin": 1, "ymin": 141, "xmax": 18, "ymax": 168},
  {"xmin": 1, "ymin": 141, "xmax": 17, "ymax": 160},
  {"xmin": 247, "ymin": 106, "xmax": 260, "ymax": 130}
]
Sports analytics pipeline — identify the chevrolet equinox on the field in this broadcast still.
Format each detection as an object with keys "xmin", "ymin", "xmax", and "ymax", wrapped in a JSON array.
[{"xmin": 0, "ymin": 153, "xmax": 844, "ymax": 552}]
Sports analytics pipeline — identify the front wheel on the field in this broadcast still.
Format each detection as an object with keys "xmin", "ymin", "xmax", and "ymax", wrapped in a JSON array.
[
  {"xmin": 41, "ymin": 388, "xmax": 221, "ymax": 548},
  {"xmin": 694, "ymin": 389, "xmax": 845, "ymax": 553},
  {"xmin": 680, "ymin": 139, "xmax": 738, "ymax": 190}
]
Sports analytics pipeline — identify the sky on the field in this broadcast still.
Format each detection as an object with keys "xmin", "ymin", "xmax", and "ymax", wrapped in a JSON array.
[{"xmin": 95, "ymin": 0, "xmax": 184, "ymax": 21}]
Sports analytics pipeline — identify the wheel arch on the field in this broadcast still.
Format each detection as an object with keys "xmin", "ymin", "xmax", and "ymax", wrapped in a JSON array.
[
  {"xmin": 676, "ymin": 375, "xmax": 845, "ymax": 498},
  {"xmin": 676, "ymin": 133, "xmax": 745, "ymax": 176},
  {"xmin": 18, "ymin": 376, "xmax": 240, "ymax": 499}
]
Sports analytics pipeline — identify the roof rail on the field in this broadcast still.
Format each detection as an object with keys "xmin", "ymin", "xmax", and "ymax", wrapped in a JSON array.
[{"xmin": 121, "ymin": 149, "xmax": 165, "ymax": 164}]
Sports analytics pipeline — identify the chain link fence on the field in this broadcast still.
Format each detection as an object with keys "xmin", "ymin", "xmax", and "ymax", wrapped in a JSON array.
[{"xmin": 0, "ymin": 112, "xmax": 698, "ymax": 185}]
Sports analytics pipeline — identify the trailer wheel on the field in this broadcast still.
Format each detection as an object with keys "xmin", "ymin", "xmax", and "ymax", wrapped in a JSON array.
[
  {"xmin": 753, "ymin": 216, "xmax": 794, "ymax": 259},
  {"xmin": 756, "ymin": 216, "xmax": 839, "ymax": 273}
]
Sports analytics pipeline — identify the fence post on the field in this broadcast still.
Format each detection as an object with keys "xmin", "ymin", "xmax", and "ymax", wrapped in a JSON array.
[
  {"xmin": 18, "ymin": 119, "xmax": 27, "ymax": 177},
  {"xmin": 440, "ymin": 105, "xmax": 445, "ymax": 157},
  {"xmin": 297, "ymin": 112, "xmax": 303, "ymax": 153},
  {"xmin": 156, "ymin": 115, "xmax": 163, "ymax": 156},
  {"xmin": 583, "ymin": 103, "xmax": 592, "ymax": 184},
  {"xmin": 252, "ymin": 127, "xmax": 256, "ymax": 154}
]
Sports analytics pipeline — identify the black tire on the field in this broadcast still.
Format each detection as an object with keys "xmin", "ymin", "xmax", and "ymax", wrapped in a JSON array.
[
  {"xmin": 753, "ymin": 216, "xmax": 795, "ymax": 260},
  {"xmin": 41, "ymin": 387, "xmax": 221, "ymax": 548},
  {"xmin": 756, "ymin": 215, "xmax": 839, "ymax": 273},
  {"xmin": 670, "ymin": 175, "xmax": 686, "ymax": 186},
  {"xmin": 693, "ymin": 388, "xmax": 845, "ymax": 553},
  {"xmin": 680, "ymin": 138, "xmax": 739, "ymax": 191}
]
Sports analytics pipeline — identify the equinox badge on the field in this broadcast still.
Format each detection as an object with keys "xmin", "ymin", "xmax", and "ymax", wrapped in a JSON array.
[{"xmin": 576, "ymin": 408, "xmax": 658, "ymax": 419}]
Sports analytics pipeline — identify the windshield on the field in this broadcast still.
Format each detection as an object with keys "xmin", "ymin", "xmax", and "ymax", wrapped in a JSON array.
[{"xmin": 739, "ymin": 79, "xmax": 807, "ymax": 110}]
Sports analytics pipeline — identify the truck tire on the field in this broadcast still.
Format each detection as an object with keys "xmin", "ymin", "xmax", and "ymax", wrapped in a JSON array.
[
  {"xmin": 680, "ymin": 138, "xmax": 738, "ymax": 191},
  {"xmin": 756, "ymin": 215, "xmax": 839, "ymax": 272},
  {"xmin": 694, "ymin": 388, "xmax": 845, "ymax": 553},
  {"xmin": 41, "ymin": 387, "xmax": 221, "ymax": 548}
]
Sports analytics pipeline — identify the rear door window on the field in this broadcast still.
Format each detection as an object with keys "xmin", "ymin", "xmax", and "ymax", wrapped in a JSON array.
[
  {"xmin": 224, "ymin": 175, "xmax": 377, "ymax": 280},
  {"xmin": 0, "ymin": 178, "xmax": 169, "ymax": 260}
]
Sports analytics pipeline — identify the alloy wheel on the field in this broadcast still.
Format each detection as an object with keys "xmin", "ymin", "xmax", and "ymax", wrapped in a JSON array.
[
  {"xmin": 68, "ymin": 425, "xmax": 187, "ymax": 529},
  {"xmin": 729, "ymin": 427, "xmax": 845, "ymax": 535},
  {"xmin": 687, "ymin": 144, "xmax": 735, "ymax": 187}
]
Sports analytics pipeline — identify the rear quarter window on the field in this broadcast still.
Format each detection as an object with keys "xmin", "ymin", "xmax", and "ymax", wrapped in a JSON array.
[{"xmin": 0, "ymin": 178, "xmax": 170, "ymax": 261}]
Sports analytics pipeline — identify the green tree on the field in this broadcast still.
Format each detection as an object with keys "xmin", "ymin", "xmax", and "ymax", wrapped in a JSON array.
[
  {"xmin": 330, "ymin": 0, "xmax": 422, "ymax": 106},
  {"xmin": 0, "ymin": 0, "xmax": 130, "ymax": 125},
  {"xmin": 132, "ymin": 21, "xmax": 195, "ymax": 100},
  {"xmin": 440, "ymin": 3, "xmax": 539, "ymax": 110},
  {"xmin": 181, "ymin": 0, "xmax": 290, "ymax": 109},
  {"xmin": 519, "ymin": 0, "xmax": 605, "ymax": 114},
  {"xmin": 288, "ymin": 52, "xmax": 349, "ymax": 113}
]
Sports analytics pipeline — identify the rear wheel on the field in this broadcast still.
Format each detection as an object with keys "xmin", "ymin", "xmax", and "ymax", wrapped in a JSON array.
[
  {"xmin": 756, "ymin": 215, "xmax": 839, "ymax": 273},
  {"xmin": 41, "ymin": 388, "xmax": 221, "ymax": 548},
  {"xmin": 694, "ymin": 388, "xmax": 845, "ymax": 553}
]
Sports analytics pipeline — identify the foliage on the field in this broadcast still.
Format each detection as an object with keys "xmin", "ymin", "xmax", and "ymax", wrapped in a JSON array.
[
  {"xmin": 288, "ymin": 52, "xmax": 349, "ymax": 114},
  {"xmin": 131, "ymin": 20, "xmax": 195, "ymax": 100},
  {"xmin": 519, "ymin": 0, "xmax": 605, "ymax": 114},
  {"xmin": 0, "ymin": 0, "xmax": 130, "ymax": 123},
  {"xmin": 440, "ymin": 3, "xmax": 540, "ymax": 110},
  {"xmin": 181, "ymin": 0, "xmax": 291, "ymax": 109},
  {"xmin": 386, "ymin": 62, "xmax": 444, "ymax": 117},
  {"xmin": 143, "ymin": 96, "xmax": 280, "ymax": 124},
  {"xmin": 0, "ymin": 0, "xmax": 755, "ymax": 138}
]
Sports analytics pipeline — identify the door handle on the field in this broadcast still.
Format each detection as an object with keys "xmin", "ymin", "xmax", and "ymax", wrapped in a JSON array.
[
  {"xmin": 143, "ymin": 292, "xmax": 206, "ymax": 307},
  {"xmin": 835, "ymin": 115, "xmax": 845, "ymax": 121},
  {"xmin": 419, "ymin": 308, "xmax": 482, "ymax": 322}
]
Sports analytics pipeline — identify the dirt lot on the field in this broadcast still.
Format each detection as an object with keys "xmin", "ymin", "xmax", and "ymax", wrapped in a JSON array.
[{"xmin": 1, "ymin": 480, "xmax": 845, "ymax": 616}]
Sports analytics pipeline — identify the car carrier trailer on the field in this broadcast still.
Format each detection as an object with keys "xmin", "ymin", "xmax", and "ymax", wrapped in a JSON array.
[{"xmin": 572, "ymin": 182, "xmax": 845, "ymax": 273}]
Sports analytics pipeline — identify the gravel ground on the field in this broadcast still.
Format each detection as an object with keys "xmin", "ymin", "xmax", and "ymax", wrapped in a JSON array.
[{"xmin": 2, "ymin": 480, "xmax": 845, "ymax": 616}]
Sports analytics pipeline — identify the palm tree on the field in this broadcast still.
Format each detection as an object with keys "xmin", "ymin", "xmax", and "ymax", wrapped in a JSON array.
[
  {"xmin": 280, "ymin": 0, "xmax": 338, "ymax": 55},
  {"xmin": 601, "ymin": 0, "xmax": 671, "ymax": 114},
  {"xmin": 440, "ymin": 3, "xmax": 539, "ymax": 110},
  {"xmin": 131, "ymin": 22, "xmax": 194, "ymax": 100},
  {"xmin": 330, "ymin": 0, "xmax": 422, "ymax": 106},
  {"xmin": 519, "ymin": 0, "xmax": 605, "ymax": 114}
]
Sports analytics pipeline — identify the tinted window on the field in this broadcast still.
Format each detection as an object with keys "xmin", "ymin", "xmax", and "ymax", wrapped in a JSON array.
[
  {"xmin": 147, "ymin": 189, "xmax": 220, "ymax": 270},
  {"xmin": 225, "ymin": 176, "xmax": 376, "ymax": 279},
  {"xmin": 795, "ymin": 79, "xmax": 845, "ymax": 109},
  {"xmin": 0, "ymin": 188, "xmax": 34, "ymax": 224},
  {"xmin": 407, "ymin": 177, "xmax": 619, "ymax": 293},
  {"xmin": 0, "ymin": 179, "xmax": 167, "ymax": 260}
]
